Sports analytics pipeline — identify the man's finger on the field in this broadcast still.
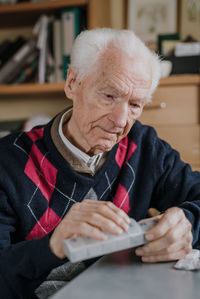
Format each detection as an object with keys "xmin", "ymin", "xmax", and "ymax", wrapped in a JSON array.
[
  {"xmin": 84, "ymin": 199, "xmax": 130, "ymax": 224},
  {"xmin": 76, "ymin": 221, "xmax": 107, "ymax": 240},
  {"xmin": 136, "ymin": 238, "xmax": 192, "ymax": 258},
  {"xmin": 81, "ymin": 200, "xmax": 130, "ymax": 231},
  {"xmin": 63, "ymin": 220, "xmax": 107, "ymax": 241},
  {"xmin": 141, "ymin": 247, "xmax": 192, "ymax": 263},
  {"xmin": 71, "ymin": 211, "xmax": 125, "ymax": 235},
  {"xmin": 145, "ymin": 207, "xmax": 185, "ymax": 241},
  {"xmin": 148, "ymin": 208, "xmax": 160, "ymax": 217},
  {"xmin": 138, "ymin": 218, "xmax": 193, "ymax": 254}
]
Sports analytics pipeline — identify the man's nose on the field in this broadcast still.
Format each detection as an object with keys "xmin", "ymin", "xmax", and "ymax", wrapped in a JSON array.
[{"xmin": 109, "ymin": 102, "xmax": 128, "ymax": 128}]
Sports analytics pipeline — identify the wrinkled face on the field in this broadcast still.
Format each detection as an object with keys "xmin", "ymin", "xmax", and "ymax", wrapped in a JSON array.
[{"xmin": 65, "ymin": 47, "xmax": 152, "ymax": 155}]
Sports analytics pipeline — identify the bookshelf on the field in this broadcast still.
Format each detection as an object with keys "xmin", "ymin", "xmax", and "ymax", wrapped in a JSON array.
[
  {"xmin": 0, "ymin": 0, "xmax": 112, "ymax": 120},
  {"xmin": 0, "ymin": 82, "xmax": 65, "ymax": 95},
  {"xmin": 0, "ymin": 0, "xmax": 87, "ymax": 13},
  {"xmin": 0, "ymin": 0, "xmax": 88, "ymax": 27},
  {"xmin": 1, "ymin": 74, "xmax": 199, "ymax": 95}
]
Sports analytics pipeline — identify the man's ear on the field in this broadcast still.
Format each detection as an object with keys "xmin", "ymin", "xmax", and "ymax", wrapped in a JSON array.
[{"xmin": 64, "ymin": 67, "xmax": 80, "ymax": 100}]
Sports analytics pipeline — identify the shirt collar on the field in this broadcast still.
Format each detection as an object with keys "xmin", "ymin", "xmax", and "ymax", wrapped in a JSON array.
[{"xmin": 58, "ymin": 109, "xmax": 104, "ymax": 173}]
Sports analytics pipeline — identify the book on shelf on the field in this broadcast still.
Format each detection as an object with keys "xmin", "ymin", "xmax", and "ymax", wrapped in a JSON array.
[
  {"xmin": 33, "ymin": 15, "xmax": 50, "ymax": 84},
  {"xmin": 0, "ymin": 39, "xmax": 37, "ymax": 84},
  {"xmin": 0, "ymin": 6, "xmax": 86, "ymax": 85},
  {"xmin": 0, "ymin": 37, "xmax": 26, "ymax": 69},
  {"xmin": 33, "ymin": 14, "xmax": 56, "ymax": 84},
  {"xmin": 10, "ymin": 52, "xmax": 39, "ymax": 84},
  {"xmin": 46, "ymin": 16, "xmax": 56, "ymax": 83},
  {"xmin": 53, "ymin": 18, "xmax": 63, "ymax": 82},
  {"xmin": 61, "ymin": 8, "xmax": 82, "ymax": 79},
  {"xmin": 46, "ymin": 48, "xmax": 55, "ymax": 83},
  {"xmin": 0, "ymin": 40, "xmax": 12, "ymax": 65}
]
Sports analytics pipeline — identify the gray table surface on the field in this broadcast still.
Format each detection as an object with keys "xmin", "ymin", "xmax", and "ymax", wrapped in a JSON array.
[{"xmin": 51, "ymin": 249, "xmax": 200, "ymax": 299}]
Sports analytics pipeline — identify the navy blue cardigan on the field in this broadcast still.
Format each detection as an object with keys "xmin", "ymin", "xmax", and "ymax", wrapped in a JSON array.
[{"xmin": 0, "ymin": 119, "xmax": 200, "ymax": 298}]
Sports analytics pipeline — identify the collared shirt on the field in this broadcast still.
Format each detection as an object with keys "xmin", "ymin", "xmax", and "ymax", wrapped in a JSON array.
[{"xmin": 58, "ymin": 109, "xmax": 104, "ymax": 175}]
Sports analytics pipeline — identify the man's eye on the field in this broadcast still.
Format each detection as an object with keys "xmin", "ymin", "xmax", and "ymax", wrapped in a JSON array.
[
  {"xmin": 105, "ymin": 94, "xmax": 114, "ymax": 99},
  {"xmin": 130, "ymin": 103, "xmax": 140, "ymax": 108}
]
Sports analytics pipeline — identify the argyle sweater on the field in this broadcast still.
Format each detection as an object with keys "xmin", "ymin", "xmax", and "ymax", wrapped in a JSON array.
[{"xmin": 0, "ymin": 118, "xmax": 200, "ymax": 299}]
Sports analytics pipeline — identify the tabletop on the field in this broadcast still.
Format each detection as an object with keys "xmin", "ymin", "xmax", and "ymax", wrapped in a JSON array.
[{"xmin": 51, "ymin": 248, "xmax": 200, "ymax": 299}]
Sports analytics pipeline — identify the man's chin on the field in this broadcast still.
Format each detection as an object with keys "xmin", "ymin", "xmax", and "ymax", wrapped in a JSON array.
[{"xmin": 90, "ymin": 141, "xmax": 117, "ymax": 155}]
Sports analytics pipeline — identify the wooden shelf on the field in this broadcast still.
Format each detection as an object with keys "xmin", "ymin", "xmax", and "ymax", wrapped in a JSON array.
[
  {"xmin": 0, "ymin": 75, "xmax": 199, "ymax": 96},
  {"xmin": 0, "ymin": 0, "xmax": 88, "ymax": 27},
  {"xmin": 0, "ymin": 0, "xmax": 88, "ymax": 13},
  {"xmin": 160, "ymin": 74, "xmax": 200, "ymax": 86},
  {"xmin": 0, "ymin": 82, "xmax": 65, "ymax": 95}
]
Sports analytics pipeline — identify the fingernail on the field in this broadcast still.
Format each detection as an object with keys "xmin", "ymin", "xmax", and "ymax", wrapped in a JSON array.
[{"xmin": 123, "ymin": 224, "xmax": 129, "ymax": 231}]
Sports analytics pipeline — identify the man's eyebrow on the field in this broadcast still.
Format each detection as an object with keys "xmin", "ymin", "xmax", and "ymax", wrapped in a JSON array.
[
  {"xmin": 130, "ymin": 98, "xmax": 145, "ymax": 102},
  {"xmin": 131, "ymin": 96, "xmax": 146, "ymax": 102},
  {"xmin": 98, "ymin": 84, "xmax": 117, "ymax": 91},
  {"xmin": 97, "ymin": 87, "xmax": 120, "ymax": 96},
  {"xmin": 97, "ymin": 84, "xmax": 147, "ymax": 102},
  {"xmin": 99, "ymin": 84, "xmax": 126, "ymax": 95}
]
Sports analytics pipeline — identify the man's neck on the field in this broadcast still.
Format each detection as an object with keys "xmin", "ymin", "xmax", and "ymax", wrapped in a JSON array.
[{"xmin": 57, "ymin": 109, "xmax": 106, "ymax": 175}]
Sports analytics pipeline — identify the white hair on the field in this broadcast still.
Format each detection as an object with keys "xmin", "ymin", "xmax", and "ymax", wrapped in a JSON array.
[{"xmin": 70, "ymin": 28, "xmax": 161, "ymax": 102}]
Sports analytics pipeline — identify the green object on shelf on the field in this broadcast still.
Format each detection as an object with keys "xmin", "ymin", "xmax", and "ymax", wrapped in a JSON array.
[
  {"xmin": 158, "ymin": 33, "xmax": 180, "ymax": 56},
  {"xmin": 61, "ymin": 7, "xmax": 81, "ymax": 79}
]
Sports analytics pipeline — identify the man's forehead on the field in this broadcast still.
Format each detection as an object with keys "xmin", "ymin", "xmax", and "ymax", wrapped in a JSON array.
[{"xmin": 97, "ymin": 46, "xmax": 151, "ymax": 83}]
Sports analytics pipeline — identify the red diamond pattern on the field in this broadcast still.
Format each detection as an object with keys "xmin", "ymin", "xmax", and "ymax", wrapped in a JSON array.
[
  {"xmin": 26, "ymin": 207, "xmax": 61, "ymax": 240},
  {"xmin": 26, "ymin": 127, "xmax": 44, "ymax": 142},
  {"xmin": 115, "ymin": 136, "xmax": 128, "ymax": 168},
  {"xmin": 24, "ymin": 144, "xmax": 57, "ymax": 202},
  {"xmin": 114, "ymin": 138, "xmax": 137, "ymax": 213},
  {"xmin": 25, "ymin": 130, "xmax": 59, "ymax": 240},
  {"xmin": 113, "ymin": 184, "xmax": 130, "ymax": 213}
]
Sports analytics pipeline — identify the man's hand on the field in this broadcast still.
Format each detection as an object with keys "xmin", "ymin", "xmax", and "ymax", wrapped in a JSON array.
[
  {"xmin": 49, "ymin": 199, "xmax": 130, "ymax": 259},
  {"xmin": 135, "ymin": 207, "xmax": 193, "ymax": 262}
]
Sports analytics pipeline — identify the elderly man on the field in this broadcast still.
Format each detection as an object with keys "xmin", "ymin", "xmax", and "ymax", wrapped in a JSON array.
[{"xmin": 0, "ymin": 28, "xmax": 199, "ymax": 299}]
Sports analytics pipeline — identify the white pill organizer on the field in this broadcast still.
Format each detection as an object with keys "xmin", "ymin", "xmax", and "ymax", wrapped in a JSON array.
[{"xmin": 63, "ymin": 218, "xmax": 157, "ymax": 263}]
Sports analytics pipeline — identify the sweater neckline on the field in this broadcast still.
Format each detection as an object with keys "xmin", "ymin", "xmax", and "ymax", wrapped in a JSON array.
[{"xmin": 43, "ymin": 117, "xmax": 120, "ymax": 185}]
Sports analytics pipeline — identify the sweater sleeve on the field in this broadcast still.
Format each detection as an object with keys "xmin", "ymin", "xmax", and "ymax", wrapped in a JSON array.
[
  {"xmin": 151, "ymin": 137, "xmax": 200, "ymax": 248},
  {"xmin": 0, "ymin": 189, "xmax": 66, "ymax": 298}
]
